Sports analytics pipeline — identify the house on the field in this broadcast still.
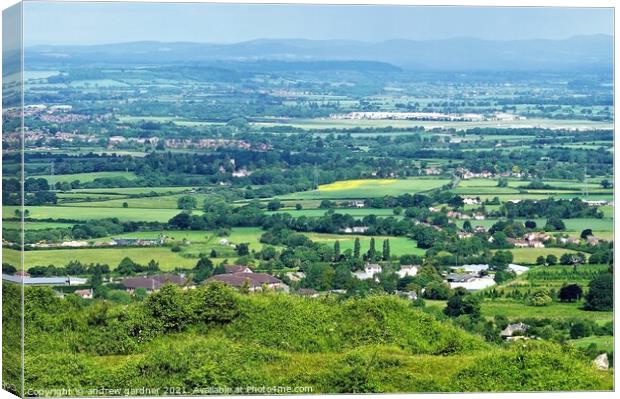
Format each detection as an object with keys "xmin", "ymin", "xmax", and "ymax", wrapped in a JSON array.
[
  {"xmin": 474, "ymin": 225, "xmax": 487, "ymax": 233},
  {"xmin": 586, "ymin": 235, "xmax": 601, "ymax": 245},
  {"xmin": 14, "ymin": 271, "xmax": 30, "ymax": 277},
  {"xmin": 74, "ymin": 289, "xmax": 93, "ymax": 299},
  {"xmin": 122, "ymin": 274, "xmax": 189, "ymax": 293},
  {"xmin": 397, "ymin": 265, "xmax": 418, "ymax": 278},
  {"xmin": 349, "ymin": 200, "xmax": 366, "ymax": 208},
  {"xmin": 218, "ymin": 238, "xmax": 230, "ymax": 245},
  {"xmin": 207, "ymin": 272, "xmax": 288, "ymax": 292},
  {"xmin": 473, "ymin": 213, "xmax": 486, "ymax": 220},
  {"xmin": 352, "ymin": 264, "xmax": 382, "ymax": 280},
  {"xmin": 500, "ymin": 322, "xmax": 530, "ymax": 338},
  {"xmin": 341, "ymin": 226, "xmax": 369, "ymax": 234},
  {"xmin": 398, "ymin": 290, "xmax": 418, "ymax": 300},
  {"xmin": 507, "ymin": 238, "xmax": 529, "ymax": 248},
  {"xmin": 457, "ymin": 231, "xmax": 473, "ymax": 239},
  {"xmin": 462, "ymin": 197, "xmax": 480, "ymax": 205},
  {"xmin": 525, "ymin": 232, "xmax": 551, "ymax": 242},
  {"xmin": 224, "ymin": 265, "xmax": 253, "ymax": 274}
]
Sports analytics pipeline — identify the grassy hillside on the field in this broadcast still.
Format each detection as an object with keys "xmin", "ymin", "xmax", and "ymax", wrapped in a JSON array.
[{"xmin": 13, "ymin": 283, "xmax": 612, "ymax": 394}]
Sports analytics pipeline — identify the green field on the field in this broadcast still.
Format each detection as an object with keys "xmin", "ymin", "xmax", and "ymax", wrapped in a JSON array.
[
  {"xmin": 33, "ymin": 171, "xmax": 138, "ymax": 184},
  {"xmin": 505, "ymin": 248, "xmax": 586, "ymax": 264},
  {"xmin": 281, "ymin": 178, "xmax": 450, "ymax": 200},
  {"xmin": 3, "ymin": 206, "xmax": 186, "ymax": 222},
  {"xmin": 71, "ymin": 186, "xmax": 196, "ymax": 195},
  {"xmin": 61, "ymin": 193, "xmax": 212, "ymax": 210},
  {"xmin": 3, "ymin": 221, "xmax": 74, "ymax": 231},
  {"xmin": 14, "ymin": 247, "xmax": 196, "ymax": 270},
  {"xmin": 568, "ymin": 336, "xmax": 614, "ymax": 352},
  {"xmin": 305, "ymin": 233, "xmax": 425, "ymax": 256}
]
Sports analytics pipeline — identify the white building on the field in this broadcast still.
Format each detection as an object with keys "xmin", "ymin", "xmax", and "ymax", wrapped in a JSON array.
[
  {"xmin": 397, "ymin": 265, "xmax": 418, "ymax": 278},
  {"xmin": 352, "ymin": 264, "xmax": 382, "ymax": 280}
]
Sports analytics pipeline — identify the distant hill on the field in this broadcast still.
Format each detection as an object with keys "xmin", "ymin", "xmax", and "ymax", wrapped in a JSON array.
[{"xmin": 26, "ymin": 35, "xmax": 613, "ymax": 72}]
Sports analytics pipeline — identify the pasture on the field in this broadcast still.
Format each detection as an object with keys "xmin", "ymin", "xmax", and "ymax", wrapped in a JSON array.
[
  {"xmin": 3, "ymin": 206, "xmax": 185, "ymax": 223},
  {"xmin": 282, "ymin": 178, "xmax": 450, "ymax": 200},
  {"xmin": 34, "ymin": 171, "xmax": 138, "ymax": 184},
  {"xmin": 505, "ymin": 248, "xmax": 587, "ymax": 264}
]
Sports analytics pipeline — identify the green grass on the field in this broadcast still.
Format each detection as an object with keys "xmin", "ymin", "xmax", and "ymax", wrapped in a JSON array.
[
  {"xmin": 3, "ymin": 221, "xmax": 74, "ymax": 231},
  {"xmin": 3, "ymin": 206, "xmax": 186, "ymax": 223},
  {"xmin": 71, "ymin": 186, "xmax": 196, "ymax": 195},
  {"xmin": 61, "ymin": 194, "xmax": 212, "ymax": 210},
  {"xmin": 305, "ymin": 233, "xmax": 425, "ymax": 256},
  {"xmin": 479, "ymin": 300, "xmax": 613, "ymax": 323},
  {"xmin": 281, "ymin": 178, "xmax": 450, "ymax": 200},
  {"xmin": 506, "ymin": 248, "xmax": 586, "ymax": 264},
  {"xmin": 14, "ymin": 247, "xmax": 197, "ymax": 270},
  {"xmin": 568, "ymin": 336, "xmax": 614, "ymax": 352},
  {"xmin": 33, "ymin": 171, "xmax": 137, "ymax": 184}
]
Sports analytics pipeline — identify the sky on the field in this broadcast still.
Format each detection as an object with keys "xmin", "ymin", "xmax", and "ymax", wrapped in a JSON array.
[{"xmin": 22, "ymin": 2, "xmax": 614, "ymax": 46}]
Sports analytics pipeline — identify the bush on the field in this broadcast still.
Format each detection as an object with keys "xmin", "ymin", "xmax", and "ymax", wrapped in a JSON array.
[
  {"xmin": 526, "ymin": 289, "xmax": 552, "ymax": 307},
  {"xmin": 454, "ymin": 341, "xmax": 609, "ymax": 391}
]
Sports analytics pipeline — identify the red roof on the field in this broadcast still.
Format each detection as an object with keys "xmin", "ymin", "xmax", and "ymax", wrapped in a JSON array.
[{"xmin": 122, "ymin": 274, "xmax": 187, "ymax": 290}]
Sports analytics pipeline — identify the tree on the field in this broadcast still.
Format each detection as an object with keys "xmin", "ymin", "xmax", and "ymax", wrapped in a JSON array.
[
  {"xmin": 194, "ymin": 282, "xmax": 239, "ymax": 323},
  {"xmin": 536, "ymin": 256, "xmax": 546, "ymax": 266},
  {"xmin": 443, "ymin": 288, "xmax": 481, "ymax": 318},
  {"xmin": 546, "ymin": 254, "xmax": 558, "ymax": 265},
  {"xmin": 584, "ymin": 273, "xmax": 613, "ymax": 311},
  {"xmin": 600, "ymin": 179, "xmax": 612, "ymax": 189},
  {"xmin": 295, "ymin": 203, "xmax": 303, "ymax": 210},
  {"xmin": 558, "ymin": 284, "xmax": 583, "ymax": 302},
  {"xmin": 382, "ymin": 239, "xmax": 390, "ymax": 261},
  {"xmin": 580, "ymin": 229, "xmax": 593, "ymax": 239},
  {"xmin": 177, "ymin": 195, "xmax": 197, "ymax": 210},
  {"xmin": 236, "ymin": 243, "xmax": 250, "ymax": 256},
  {"xmin": 267, "ymin": 199, "xmax": 282, "ymax": 211},
  {"xmin": 145, "ymin": 284, "xmax": 192, "ymax": 332},
  {"xmin": 497, "ymin": 178, "xmax": 508, "ymax": 188},
  {"xmin": 525, "ymin": 220, "xmax": 537, "ymax": 229},
  {"xmin": 210, "ymin": 249, "xmax": 218, "ymax": 258},
  {"xmin": 367, "ymin": 238, "xmax": 376, "ymax": 261},
  {"xmin": 545, "ymin": 216, "xmax": 565, "ymax": 231},
  {"xmin": 423, "ymin": 281, "xmax": 451, "ymax": 300},
  {"xmin": 570, "ymin": 321, "xmax": 593, "ymax": 339},
  {"xmin": 353, "ymin": 238, "xmax": 361, "ymax": 259},
  {"xmin": 333, "ymin": 241, "xmax": 341, "ymax": 262},
  {"xmin": 122, "ymin": 202, "xmax": 129, "ymax": 208},
  {"xmin": 490, "ymin": 250, "xmax": 513, "ymax": 272},
  {"xmin": 463, "ymin": 220, "xmax": 473, "ymax": 232},
  {"xmin": 193, "ymin": 256, "xmax": 214, "ymax": 283}
]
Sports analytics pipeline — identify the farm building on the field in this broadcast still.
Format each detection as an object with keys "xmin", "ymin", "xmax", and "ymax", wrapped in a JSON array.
[
  {"xmin": 224, "ymin": 265, "xmax": 253, "ymax": 274},
  {"xmin": 449, "ymin": 275, "xmax": 496, "ymax": 291},
  {"xmin": 500, "ymin": 322, "xmax": 530, "ymax": 339}
]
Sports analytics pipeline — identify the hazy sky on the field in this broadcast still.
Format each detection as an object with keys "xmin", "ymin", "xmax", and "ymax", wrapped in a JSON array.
[{"xmin": 22, "ymin": 2, "xmax": 614, "ymax": 45}]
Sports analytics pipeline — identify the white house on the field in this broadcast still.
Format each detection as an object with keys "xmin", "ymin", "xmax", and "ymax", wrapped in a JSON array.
[
  {"xmin": 352, "ymin": 264, "xmax": 382, "ymax": 280},
  {"xmin": 397, "ymin": 265, "xmax": 418, "ymax": 278}
]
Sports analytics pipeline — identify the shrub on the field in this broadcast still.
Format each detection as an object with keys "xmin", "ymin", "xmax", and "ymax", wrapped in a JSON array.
[{"xmin": 526, "ymin": 289, "xmax": 552, "ymax": 307}]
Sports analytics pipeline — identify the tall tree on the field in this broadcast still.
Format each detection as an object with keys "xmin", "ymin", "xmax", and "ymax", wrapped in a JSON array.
[
  {"xmin": 334, "ymin": 240, "xmax": 341, "ymax": 262},
  {"xmin": 382, "ymin": 239, "xmax": 390, "ymax": 261},
  {"xmin": 353, "ymin": 238, "xmax": 361, "ymax": 259},
  {"xmin": 368, "ymin": 237, "xmax": 377, "ymax": 261}
]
